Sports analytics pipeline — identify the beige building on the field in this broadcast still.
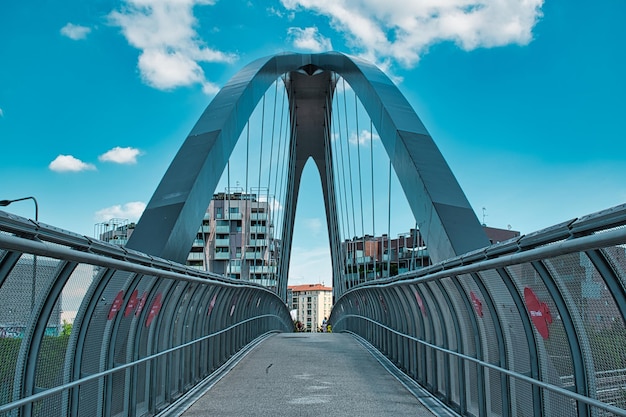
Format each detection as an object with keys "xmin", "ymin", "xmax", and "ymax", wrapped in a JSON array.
[{"xmin": 288, "ymin": 284, "xmax": 333, "ymax": 332}]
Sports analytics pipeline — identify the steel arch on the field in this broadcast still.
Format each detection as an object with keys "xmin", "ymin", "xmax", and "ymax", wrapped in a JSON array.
[{"xmin": 126, "ymin": 52, "xmax": 489, "ymax": 298}]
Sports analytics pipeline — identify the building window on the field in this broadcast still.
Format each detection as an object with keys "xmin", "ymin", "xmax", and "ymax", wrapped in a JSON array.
[
  {"xmin": 230, "ymin": 207, "xmax": 239, "ymax": 214},
  {"xmin": 216, "ymin": 207, "xmax": 223, "ymax": 219}
]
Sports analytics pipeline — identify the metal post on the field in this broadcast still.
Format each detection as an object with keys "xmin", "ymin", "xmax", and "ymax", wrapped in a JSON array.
[{"xmin": 0, "ymin": 196, "xmax": 39, "ymax": 309}]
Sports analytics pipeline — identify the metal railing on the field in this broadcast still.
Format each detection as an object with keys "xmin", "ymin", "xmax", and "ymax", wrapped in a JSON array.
[
  {"xmin": 331, "ymin": 203, "xmax": 626, "ymax": 417},
  {"xmin": 0, "ymin": 211, "xmax": 292, "ymax": 417}
]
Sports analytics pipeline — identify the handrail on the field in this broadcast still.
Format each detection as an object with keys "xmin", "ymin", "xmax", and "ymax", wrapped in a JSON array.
[
  {"xmin": 331, "ymin": 202, "xmax": 626, "ymax": 416},
  {"xmin": 0, "ymin": 210, "xmax": 293, "ymax": 416}
]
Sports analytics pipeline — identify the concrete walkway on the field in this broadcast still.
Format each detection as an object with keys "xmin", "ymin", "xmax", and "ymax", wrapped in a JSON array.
[{"xmin": 180, "ymin": 333, "xmax": 436, "ymax": 417}]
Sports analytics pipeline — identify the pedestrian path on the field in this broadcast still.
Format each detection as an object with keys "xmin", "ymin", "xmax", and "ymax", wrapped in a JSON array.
[{"xmin": 178, "ymin": 333, "xmax": 440, "ymax": 417}]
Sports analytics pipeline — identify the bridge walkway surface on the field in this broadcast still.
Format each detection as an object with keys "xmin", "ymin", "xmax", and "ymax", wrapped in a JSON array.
[{"xmin": 175, "ymin": 333, "xmax": 447, "ymax": 417}]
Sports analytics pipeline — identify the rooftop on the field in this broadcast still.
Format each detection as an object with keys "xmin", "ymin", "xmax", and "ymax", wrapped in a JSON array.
[{"xmin": 288, "ymin": 283, "xmax": 332, "ymax": 292}]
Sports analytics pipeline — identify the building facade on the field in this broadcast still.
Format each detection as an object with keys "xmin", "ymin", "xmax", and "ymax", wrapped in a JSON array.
[
  {"xmin": 288, "ymin": 284, "xmax": 333, "ymax": 332},
  {"xmin": 341, "ymin": 225, "xmax": 521, "ymax": 288},
  {"xmin": 95, "ymin": 193, "xmax": 280, "ymax": 289},
  {"xmin": 0, "ymin": 257, "xmax": 62, "ymax": 336},
  {"xmin": 187, "ymin": 192, "xmax": 280, "ymax": 289},
  {"xmin": 94, "ymin": 218, "xmax": 135, "ymax": 246}
]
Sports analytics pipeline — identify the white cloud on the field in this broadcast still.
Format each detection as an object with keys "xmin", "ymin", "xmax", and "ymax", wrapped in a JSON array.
[
  {"xmin": 268, "ymin": 6, "xmax": 294, "ymax": 19},
  {"xmin": 349, "ymin": 129, "xmax": 379, "ymax": 146},
  {"xmin": 99, "ymin": 146, "xmax": 143, "ymax": 164},
  {"xmin": 95, "ymin": 201, "xmax": 146, "ymax": 222},
  {"xmin": 258, "ymin": 195, "xmax": 284, "ymax": 212},
  {"xmin": 304, "ymin": 217, "xmax": 323, "ymax": 236},
  {"xmin": 109, "ymin": 0, "xmax": 236, "ymax": 93},
  {"xmin": 60, "ymin": 23, "xmax": 92, "ymax": 40},
  {"xmin": 49, "ymin": 155, "xmax": 96, "ymax": 172},
  {"xmin": 288, "ymin": 245, "xmax": 332, "ymax": 285},
  {"xmin": 288, "ymin": 27, "xmax": 333, "ymax": 52},
  {"xmin": 281, "ymin": 0, "xmax": 544, "ymax": 67}
]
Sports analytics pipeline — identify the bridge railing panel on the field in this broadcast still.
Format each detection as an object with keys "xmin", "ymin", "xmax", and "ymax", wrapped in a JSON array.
[
  {"xmin": 0, "ymin": 211, "xmax": 292, "ymax": 417},
  {"xmin": 330, "ymin": 203, "xmax": 626, "ymax": 417}
]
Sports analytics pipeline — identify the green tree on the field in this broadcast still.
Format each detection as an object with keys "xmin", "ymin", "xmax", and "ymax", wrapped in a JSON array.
[{"xmin": 61, "ymin": 320, "xmax": 72, "ymax": 337}]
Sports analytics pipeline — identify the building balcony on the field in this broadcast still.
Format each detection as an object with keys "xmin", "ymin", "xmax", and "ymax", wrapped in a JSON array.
[
  {"xmin": 250, "ymin": 213, "xmax": 268, "ymax": 221},
  {"xmin": 108, "ymin": 238, "xmax": 128, "ymax": 246},
  {"xmin": 224, "ymin": 212, "xmax": 242, "ymax": 220},
  {"xmin": 227, "ymin": 265, "xmax": 241, "ymax": 274},
  {"xmin": 215, "ymin": 225, "xmax": 230, "ymax": 234},
  {"xmin": 200, "ymin": 225, "xmax": 211, "ymax": 233},
  {"xmin": 244, "ymin": 251, "xmax": 264, "ymax": 260},
  {"xmin": 249, "ymin": 226, "xmax": 266, "ymax": 234},
  {"xmin": 187, "ymin": 252, "xmax": 204, "ymax": 261},
  {"xmin": 192, "ymin": 239, "xmax": 204, "ymax": 247},
  {"xmin": 248, "ymin": 238, "xmax": 268, "ymax": 247},
  {"xmin": 215, "ymin": 238, "xmax": 229, "ymax": 246},
  {"xmin": 249, "ymin": 278, "xmax": 277, "ymax": 287},
  {"xmin": 249, "ymin": 265, "xmax": 276, "ymax": 274},
  {"xmin": 214, "ymin": 252, "xmax": 230, "ymax": 260}
]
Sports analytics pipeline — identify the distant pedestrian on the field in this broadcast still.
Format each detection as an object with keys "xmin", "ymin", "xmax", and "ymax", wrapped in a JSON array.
[{"xmin": 322, "ymin": 317, "xmax": 327, "ymax": 332}]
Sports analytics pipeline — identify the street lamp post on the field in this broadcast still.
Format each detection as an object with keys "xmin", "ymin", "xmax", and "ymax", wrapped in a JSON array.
[
  {"xmin": 0, "ymin": 196, "xmax": 39, "ymax": 221},
  {"xmin": 0, "ymin": 196, "xmax": 40, "ymax": 309}
]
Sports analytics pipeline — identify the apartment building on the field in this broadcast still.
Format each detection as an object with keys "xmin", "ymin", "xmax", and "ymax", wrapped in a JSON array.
[
  {"xmin": 187, "ymin": 192, "xmax": 280, "ymax": 289},
  {"xmin": 288, "ymin": 284, "xmax": 333, "ymax": 332},
  {"xmin": 95, "ymin": 192, "xmax": 280, "ymax": 289},
  {"xmin": 341, "ymin": 225, "xmax": 521, "ymax": 287}
]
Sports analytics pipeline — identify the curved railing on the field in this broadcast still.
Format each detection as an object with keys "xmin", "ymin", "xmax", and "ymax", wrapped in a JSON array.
[
  {"xmin": 331, "ymin": 203, "xmax": 626, "ymax": 417},
  {"xmin": 0, "ymin": 211, "xmax": 293, "ymax": 416}
]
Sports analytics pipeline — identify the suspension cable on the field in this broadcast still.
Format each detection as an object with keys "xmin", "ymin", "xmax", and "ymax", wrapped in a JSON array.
[
  {"xmin": 273, "ymin": 76, "xmax": 288, "ymax": 241},
  {"xmin": 387, "ymin": 158, "xmax": 392, "ymax": 277},
  {"xmin": 244, "ymin": 121, "xmax": 250, "ymax": 279},
  {"xmin": 370, "ymin": 119, "xmax": 376, "ymax": 280},
  {"xmin": 252, "ymin": 94, "xmax": 267, "ymax": 279},
  {"xmin": 264, "ymin": 80, "xmax": 279, "ymax": 285},
  {"xmin": 327, "ymin": 75, "xmax": 346, "ymax": 289},
  {"xmin": 342, "ymin": 79, "xmax": 358, "ymax": 285},
  {"xmin": 343, "ymin": 78, "xmax": 357, "ymax": 242},
  {"xmin": 335, "ymin": 77, "xmax": 351, "ymax": 243},
  {"xmin": 354, "ymin": 90, "xmax": 365, "ymax": 283},
  {"xmin": 226, "ymin": 160, "xmax": 231, "ymax": 272},
  {"xmin": 283, "ymin": 88, "xmax": 299, "ymax": 273},
  {"xmin": 323, "ymin": 86, "xmax": 339, "ymax": 287},
  {"xmin": 275, "ymin": 77, "xmax": 291, "ymax": 293},
  {"xmin": 329, "ymin": 76, "xmax": 344, "ymax": 284},
  {"xmin": 333, "ymin": 76, "xmax": 352, "ymax": 283}
]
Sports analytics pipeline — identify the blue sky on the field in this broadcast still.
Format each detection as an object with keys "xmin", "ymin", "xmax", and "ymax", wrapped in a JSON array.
[{"xmin": 1, "ymin": 0, "xmax": 625, "ymax": 286}]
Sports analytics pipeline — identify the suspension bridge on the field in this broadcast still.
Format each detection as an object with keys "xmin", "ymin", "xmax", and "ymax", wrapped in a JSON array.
[{"xmin": 1, "ymin": 52, "xmax": 625, "ymax": 417}]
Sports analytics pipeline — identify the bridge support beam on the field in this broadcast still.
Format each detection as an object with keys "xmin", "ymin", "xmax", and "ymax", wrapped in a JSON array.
[{"xmin": 126, "ymin": 52, "xmax": 489, "ymax": 298}]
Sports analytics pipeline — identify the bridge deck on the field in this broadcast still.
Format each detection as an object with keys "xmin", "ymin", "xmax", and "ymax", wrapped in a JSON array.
[{"xmin": 179, "ymin": 333, "xmax": 437, "ymax": 417}]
